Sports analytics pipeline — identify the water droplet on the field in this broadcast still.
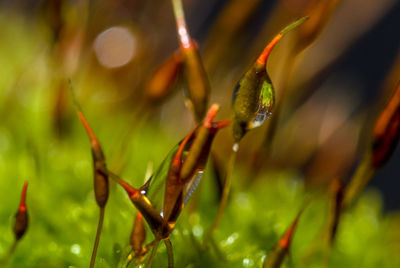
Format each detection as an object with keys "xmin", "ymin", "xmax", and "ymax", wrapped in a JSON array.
[
  {"xmin": 243, "ymin": 258, "xmax": 254, "ymax": 267},
  {"xmin": 184, "ymin": 170, "xmax": 204, "ymax": 204},
  {"xmin": 192, "ymin": 225, "xmax": 203, "ymax": 238},
  {"xmin": 221, "ymin": 232, "xmax": 239, "ymax": 247},
  {"xmin": 249, "ymin": 80, "xmax": 274, "ymax": 129},
  {"xmin": 232, "ymin": 143, "xmax": 239, "ymax": 152},
  {"xmin": 70, "ymin": 244, "xmax": 81, "ymax": 255},
  {"xmin": 251, "ymin": 110, "xmax": 272, "ymax": 128}
]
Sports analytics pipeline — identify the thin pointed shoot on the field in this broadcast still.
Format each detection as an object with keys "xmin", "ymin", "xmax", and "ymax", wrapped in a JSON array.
[
  {"xmin": 345, "ymin": 82, "xmax": 400, "ymax": 205},
  {"xmin": 144, "ymin": 50, "xmax": 183, "ymax": 104},
  {"xmin": 70, "ymin": 85, "xmax": 109, "ymax": 268},
  {"xmin": 14, "ymin": 182, "xmax": 29, "ymax": 241},
  {"xmin": 263, "ymin": 206, "xmax": 305, "ymax": 268},
  {"xmin": 164, "ymin": 104, "xmax": 229, "ymax": 224},
  {"xmin": 232, "ymin": 17, "xmax": 308, "ymax": 141},
  {"xmin": 171, "ymin": 0, "xmax": 210, "ymax": 122}
]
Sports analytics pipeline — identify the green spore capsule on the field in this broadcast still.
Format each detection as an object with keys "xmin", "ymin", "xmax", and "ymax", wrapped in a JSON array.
[{"xmin": 232, "ymin": 17, "xmax": 308, "ymax": 142}]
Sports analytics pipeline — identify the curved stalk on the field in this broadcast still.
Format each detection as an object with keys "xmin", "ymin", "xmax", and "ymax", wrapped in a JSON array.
[
  {"xmin": 164, "ymin": 238, "xmax": 174, "ymax": 268},
  {"xmin": 343, "ymin": 153, "xmax": 375, "ymax": 207},
  {"xmin": 0, "ymin": 240, "xmax": 18, "ymax": 265},
  {"xmin": 171, "ymin": 0, "xmax": 191, "ymax": 49},
  {"xmin": 205, "ymin": 144, "xmax": 238, "ymax": 242},
  {"xmin": 145, "ymin": 240, "xmax": 160, "ymax": 268},
  {"xmin": 90, "ymin": 206, "xmax": 105, "ymax": 268}
]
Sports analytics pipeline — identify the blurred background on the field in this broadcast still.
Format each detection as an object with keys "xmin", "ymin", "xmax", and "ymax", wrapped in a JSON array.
[
  {"xmin": 0, "ymin": 0, "xmax": 400, "ymax": 267},
  {"xmin": 0, "ymin": 0, "xmax": 399, "ymax": 209}
]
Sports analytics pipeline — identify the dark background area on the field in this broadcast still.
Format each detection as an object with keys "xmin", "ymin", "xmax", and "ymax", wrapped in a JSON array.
[{"xmin": 190, "ymin": 0, "xmax": 400, "ymax": 210}]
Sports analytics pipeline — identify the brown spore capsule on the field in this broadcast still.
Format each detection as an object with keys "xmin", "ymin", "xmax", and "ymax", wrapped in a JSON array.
[{"xmin": 14, "ymin": 182, "xmax": 29, "ymax": 241}]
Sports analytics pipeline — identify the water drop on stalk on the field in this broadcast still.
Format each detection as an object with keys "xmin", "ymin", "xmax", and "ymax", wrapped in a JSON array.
[
  {"xmin": 206, "ymin": 17, "xmax": 308, "ymax": 244},
  {"xmin": 232, "ymin": 17, "xmax": 308, "ymax": 142}
]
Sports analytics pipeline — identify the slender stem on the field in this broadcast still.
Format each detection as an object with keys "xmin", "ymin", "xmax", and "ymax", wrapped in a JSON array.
[
  {"xmin": 171, "ymin": 0, "xmax": 192, "ymax": 49},
  {"xmin": 343, "ymin": 153, "xmax": 375, "ymax": 207},
  {"xmin": 90, "ymin": 206, "xmax": 105, "ymax": 268},
  {"xmin": 145, "ymin": 240, "xmax": 160, "ymax": 268},
  {"xmin": 205, "ymin": 145, "xmax": 238, "ymax": 243},
  {"xmin": 102, "ymin": 168, "xmax": 126, "ymax": 186},
  {"xmin": 0, "ymin": 240, "xmax": 18, "ymax": 265},
  {"xmin": 125, "ymin": 252, "xmax": 134, "ymax": 268},
  {"xmin": 322, "ymin": 242, "xmax": 332, "ymax": 268},
  {"xmin": 164, "ymin": 238, "xmax": 174, "ymax": 268}
]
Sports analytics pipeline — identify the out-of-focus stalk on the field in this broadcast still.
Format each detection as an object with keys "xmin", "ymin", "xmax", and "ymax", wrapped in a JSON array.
[
  {"xmin": 344, "ymin": 82, "xmax": 400, "ymax": 206},
  {"xmin": 70, "ymin": 86, "xmax": 109, "ymax": 268},
  {"xmin": 205, "ymin": 18, "xmax": 308, "ymax": 242},
  {"xmin": 204, "ymin": 0, "xmax": 262, "ymax": 72},
  {"xmin": 0, "ymin": 182, "xmax": 29, "ymax": 265},
  {"xmin": 171, "ymin": 0, "xmax": 210, "ymax": 123}
]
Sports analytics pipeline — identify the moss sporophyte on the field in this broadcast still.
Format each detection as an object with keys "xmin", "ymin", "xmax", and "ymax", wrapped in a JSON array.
[
  {"xmin": 207, "ymin": 17, "xmax": 309, "ymax": 241},
  {"xmin": 71, "ymin": 86, "xmax": 109, "ymax": 268},
  {"xmin": 73, "ymin": 102, "xmax": 228, "ymax": 267},
  {"xmin": 232, "ymin": 17, "xmax": 308, "ymax": 142},
  {"xmin": 1, "ymin": 182, "xmax": 29, "ymax": 265},
  {"xmin": 3, "ymin": 1, "xmax": 400, "ymax": 267},
  {"xmin": 171, "ymin": 0, "xmax": 210, "ymax": 123},
  {"xmin": 344, "ymin": 82, "xmax": 400, "ymax": 206}
]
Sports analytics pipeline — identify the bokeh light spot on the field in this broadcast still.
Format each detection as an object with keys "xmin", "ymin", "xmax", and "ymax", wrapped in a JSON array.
[{"xmin": 93, "ymin": 26, "xmax": 136, "ymax": 68}]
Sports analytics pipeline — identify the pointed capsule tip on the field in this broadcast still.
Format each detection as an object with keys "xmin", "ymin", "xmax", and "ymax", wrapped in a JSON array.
[
  {"xmin": 77, "ymin": 111, "xmax": 100, "ymax": 149},
  {"xmin": 19, "ymin": 182, "xmax": 29, "ymax": 212},
  {"xmin": 256, "ymin": 17, "xmax": 308, "ymax": 65},
  {"xmin": 204, "ymin": 104, "xmax": 220, "ymax": 128},
  {"xmin": 280, "ymin": 16, "xmax": 309, "ymax": 35},
  {"xmin": 118, "ymin": 180, "xmax": 139, "ymax": 199},
  {"xmin": 172, "ymin": 130, "xmax": 193, "ymax": 167},
  {"xmin": 278, "ymin": 207, "xmax": 305, "ymax": 249}
]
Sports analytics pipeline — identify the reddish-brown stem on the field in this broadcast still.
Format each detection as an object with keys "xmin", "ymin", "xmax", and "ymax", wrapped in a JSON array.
[
  {"xmin": 77, "ymin": 111, "xmax": 100, "ymax": 149},
  {"xmin": 204, "ymin": 145, "xmax": 238, "ymax": 243},
  {"xmin": 145, "ymin": 240, "xmax": 160, "ymax": 268},
  {"xmin": 171, "ymin": 0, "xmax": 193, "ymax": 49},
  {"xmin": 90, "ymin": 207, "xmax": 105, "ymax": 268},
  {"xmin": 0, "ymin": 240, "xmax": 18, "ymax": 265},
  {"xmin": 164, "ymin": 238, "xmax": 174, "ymax": 268}
]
